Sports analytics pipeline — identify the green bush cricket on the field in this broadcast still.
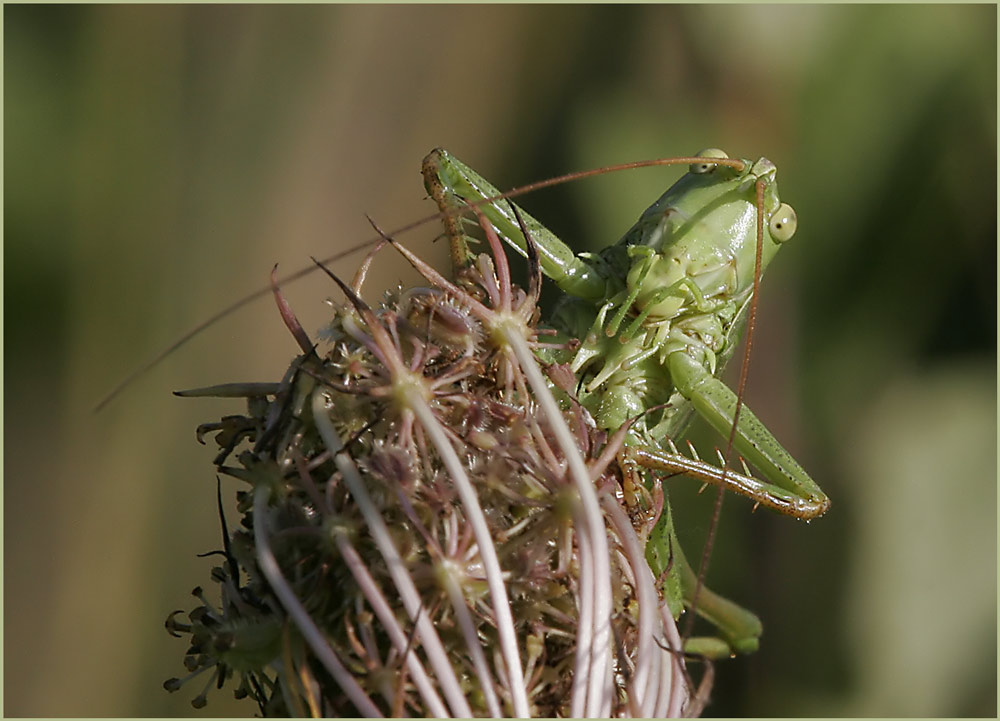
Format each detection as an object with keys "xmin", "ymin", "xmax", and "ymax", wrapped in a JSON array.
[{"xmin": 421, "ymin": 147, "xmax": 830, "ymax": 659}]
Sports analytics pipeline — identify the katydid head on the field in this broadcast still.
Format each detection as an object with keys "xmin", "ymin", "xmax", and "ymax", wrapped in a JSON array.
[{"xmin": 619, "ymin": 149, "xmax": 797, "ymax": 320}]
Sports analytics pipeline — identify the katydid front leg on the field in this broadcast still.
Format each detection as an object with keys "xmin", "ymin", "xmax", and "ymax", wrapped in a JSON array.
[{"xmin": 666, "ymin": 351, "xmax": 830, "ymax": 520}]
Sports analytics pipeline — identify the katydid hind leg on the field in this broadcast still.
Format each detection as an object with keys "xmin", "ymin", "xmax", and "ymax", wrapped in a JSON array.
[
  {"xmin": 675, "ymin": 541, "xmax": 762, "ymax": 656},
  {"xmin": 643, "ymin": 479, "xmax": 762, "ymax": 658}
]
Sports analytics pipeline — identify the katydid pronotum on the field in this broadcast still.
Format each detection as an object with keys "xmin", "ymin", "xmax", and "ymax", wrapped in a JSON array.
[{"xmin": 421, "ymin": 148, "xmax": 830, "ymax": 659}]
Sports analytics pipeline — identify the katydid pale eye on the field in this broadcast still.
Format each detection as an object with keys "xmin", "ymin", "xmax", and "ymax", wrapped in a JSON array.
[
  {"xmin": 769, "ymin": 202, "xmax": 797, "ymax": 242},
  {"xmin": 689, "ymin": 148, "xmax": 729, "ymax": 174}
]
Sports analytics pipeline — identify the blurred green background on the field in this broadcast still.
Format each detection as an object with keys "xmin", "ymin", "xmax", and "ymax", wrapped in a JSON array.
[{"xmin": 5, "ymin": 5, "xmax": 995, "ymax": 717}]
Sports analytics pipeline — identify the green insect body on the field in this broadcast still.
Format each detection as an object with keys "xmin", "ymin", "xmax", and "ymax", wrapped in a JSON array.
[{"xmin": 423, "ymin": 148, "xmax": 830, "ymax": 658}]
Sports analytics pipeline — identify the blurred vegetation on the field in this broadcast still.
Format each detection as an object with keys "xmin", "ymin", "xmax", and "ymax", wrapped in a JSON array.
[{"xmin": 5, "ymin": 5, "xmax": 994, "ymax": 717}]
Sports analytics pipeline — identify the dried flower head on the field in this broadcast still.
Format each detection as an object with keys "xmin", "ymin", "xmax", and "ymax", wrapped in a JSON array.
[{"xmin": 166, "ymin": 212, "xmax": 692, "ymax": 717}]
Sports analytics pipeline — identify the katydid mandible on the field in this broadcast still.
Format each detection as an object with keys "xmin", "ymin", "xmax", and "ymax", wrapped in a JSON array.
[{"xmin": 422, "ymin": 147, "xmax": 830, "ymax": 658}]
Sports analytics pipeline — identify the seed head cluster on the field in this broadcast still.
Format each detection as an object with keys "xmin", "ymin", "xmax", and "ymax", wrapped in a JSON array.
[{"xmin": 165, "ymin": 223, "xmax": 689, "ymax": 716}]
